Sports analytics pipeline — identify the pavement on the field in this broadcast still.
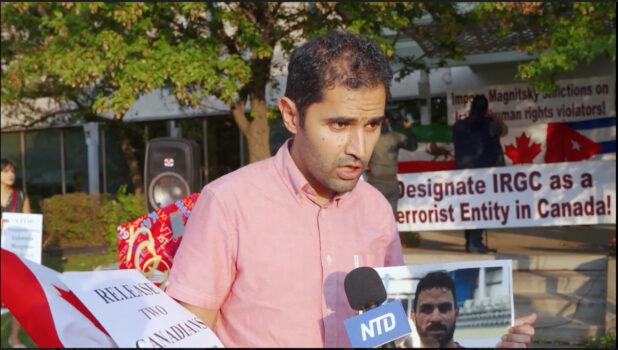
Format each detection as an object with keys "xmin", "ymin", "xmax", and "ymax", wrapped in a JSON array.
[{"xmin": 403, "ymin": 224, "xmax": 615, "ymax": 257}]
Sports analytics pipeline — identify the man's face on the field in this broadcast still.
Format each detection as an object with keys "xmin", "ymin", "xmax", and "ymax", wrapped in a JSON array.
[
  {"xmin": 412, "ymin": 287, "xmax": 459, "ymax": 348},
  {"xmin": 1, "ymin": 165, "xmax": 16, "ymax": 186},
  {"xmin": 281, "ymin": 84, "xmax": 386, "ymax": 198}
]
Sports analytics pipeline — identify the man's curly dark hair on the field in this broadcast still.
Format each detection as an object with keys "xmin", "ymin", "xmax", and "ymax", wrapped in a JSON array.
[
  {"xmin": 284, "ymin": 30, "xmax": 393, "ymax": 127},
  {"xmin": 413, "ymin": 270, "xmax": 458, "ymax": 313}
]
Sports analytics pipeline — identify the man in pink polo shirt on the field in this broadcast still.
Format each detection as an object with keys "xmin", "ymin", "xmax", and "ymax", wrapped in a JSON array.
[{"xmin": 166, "ymin": 30, "xmax": 536, "ymax": 348}]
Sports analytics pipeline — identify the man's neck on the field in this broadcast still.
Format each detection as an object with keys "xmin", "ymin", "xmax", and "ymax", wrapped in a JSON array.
[
  {"xmin": 307, "ymin": 182, "xmax": 335, "ymax": 208},
  {"xmin": 288, "ymin": 140, "xmax": 334, "ymax": 207}
]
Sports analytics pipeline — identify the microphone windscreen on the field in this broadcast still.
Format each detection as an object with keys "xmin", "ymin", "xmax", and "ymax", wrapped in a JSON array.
[{"xmin": 344, "ymin": 266, "xmax": 387, "ymax": 311}]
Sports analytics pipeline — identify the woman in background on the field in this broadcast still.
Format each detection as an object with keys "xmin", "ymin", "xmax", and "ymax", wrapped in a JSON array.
[{"xmin": 1, "ymin": 158, "xmax": 31, "ymax": 348}]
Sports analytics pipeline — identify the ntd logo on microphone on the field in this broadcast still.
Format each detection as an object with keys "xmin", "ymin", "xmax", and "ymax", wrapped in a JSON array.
[
  {"xmin": 361, "ymin": 313, "xmax": 395, "ymax": 340},
  {"xmin": 344, "ymin": 301, "xmax": 411, "ymax": 348}
]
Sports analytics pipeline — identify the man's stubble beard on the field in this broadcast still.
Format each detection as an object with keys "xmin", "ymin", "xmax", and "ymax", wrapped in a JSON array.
[
  {"xmin": 305, "ymin": 155, "xmax": 362, "ymax": 194},
  {"xmin": 439, "ymin": 322, "xmax": 456, "ymax": 348},
  {"xmin": 418, "ymin": 321, "xmax": 457, "ymax": 348},
  {"xmin": 293, "ymin": 128, "xmax": 371, "ymax": 195},
  {"xmin": 300, "ymin": 142, "xmax": 365, "ymax": 194}
]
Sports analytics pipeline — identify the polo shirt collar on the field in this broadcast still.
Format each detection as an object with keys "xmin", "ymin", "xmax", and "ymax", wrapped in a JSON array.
[{"xmin": 274, "ymin": 138, "xmax": 353, "ymax": 207}]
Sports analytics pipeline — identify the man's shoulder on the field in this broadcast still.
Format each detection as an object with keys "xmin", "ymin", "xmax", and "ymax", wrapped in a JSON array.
[{"xmin": 204, "ymin": 156, "xmax": 276, "ymax": 197}]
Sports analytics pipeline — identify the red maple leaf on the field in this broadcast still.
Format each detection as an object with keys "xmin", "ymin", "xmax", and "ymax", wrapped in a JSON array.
[
  {"xmin": 504, "ymin": 132, "xmax": 541, "ymax": 164},
  {"xmin": 53, "ymin": 285, "xmax": 109, "ymax": 335}
]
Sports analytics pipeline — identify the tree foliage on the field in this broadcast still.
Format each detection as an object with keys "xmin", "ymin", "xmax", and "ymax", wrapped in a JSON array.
[
  {"xmin": 1, "ymin": 3, "xmax": 251, "ymax": 117},
  {"xmin": 477, "ymin": 2, "xmax": 616, "ymax": 93},
  {"xmin": 1, "ymin": 2, "xmax": 434, "ymax": 162},
  {"xmin": 2, "ymin": 2, "xmax": 615, "ymax": 167}
]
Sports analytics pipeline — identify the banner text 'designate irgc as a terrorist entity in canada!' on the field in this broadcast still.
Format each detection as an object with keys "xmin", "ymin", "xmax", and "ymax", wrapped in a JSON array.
[{"xmin": 396, "ymin": 159, "xmax": 615, "ymax": 231}]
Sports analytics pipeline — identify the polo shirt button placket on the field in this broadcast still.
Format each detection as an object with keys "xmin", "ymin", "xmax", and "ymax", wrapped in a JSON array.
[{"xmin": 318, "ymin": 207, "xmax": 333, "ymax": 346}]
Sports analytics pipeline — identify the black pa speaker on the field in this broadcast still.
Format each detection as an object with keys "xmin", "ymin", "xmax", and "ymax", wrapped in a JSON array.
[{"xmin": 144, "ymin": 137, "xmax": 202, "ymax": 212}]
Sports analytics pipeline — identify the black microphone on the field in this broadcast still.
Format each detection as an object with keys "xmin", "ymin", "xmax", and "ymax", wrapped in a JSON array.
[
  {"xmin": 344, "ymin": 266, "xmax": 387, "ymax": 311},
  {"xmin": 344, "ymin": 267, "xmax": 400, "ymax": 348}
]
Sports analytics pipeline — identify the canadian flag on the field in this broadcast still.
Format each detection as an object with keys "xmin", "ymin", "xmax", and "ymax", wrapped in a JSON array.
[
  {"xmin": 0, "ymin": 248, "xmax": 116, "ymax": 348},
  {"xmin": 502, "ymin": 117, "xmax": 615, "ymax": 165}
]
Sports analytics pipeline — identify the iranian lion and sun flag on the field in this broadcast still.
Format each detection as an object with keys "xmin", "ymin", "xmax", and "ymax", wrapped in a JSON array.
[{"xmin": 397, "ymin": 76, "xmax": 615, "ymax": 173}]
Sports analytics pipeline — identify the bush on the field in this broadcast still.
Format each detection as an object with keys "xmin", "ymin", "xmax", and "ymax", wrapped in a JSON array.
[
  {"xmin": 41, "ymin": 192, "xmax": 111, "ymax": 249},
  {"xmin": 585, "ymin": 333, "xmax": 616, "ymax": 348},
  {"xmin": 99, "ymin": 185, "xmax": 147, "ymax": 250},
  {"xmin": 41, "ymin": 186, "xmax": 147, "ymax": 250}
]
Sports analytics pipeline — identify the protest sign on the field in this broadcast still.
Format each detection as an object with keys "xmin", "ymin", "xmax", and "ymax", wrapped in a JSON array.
[
  {"xmin": 447, "ymin": 76, "xmax": 615, "ymax": 127},
  {"xmin": 397, "ymin": 159, "xmax": 615, "ymax": 231},
  {"xmin": 376, "ymin": 260, "xmax": 513, "ymax": 348},
  {"xmin": 1, "ymin": 213, "xmax": 43, "ymax": 264},
  {"xmin": 59, "ymin": 269, "xmax": 224, "ymax": 348},
  {"xmin": 396, "ymin": 76, "xmax": 616, "ymax": 173},
  {"xmin": 446, "ymin": 76, "xmax": 616, "ymax": 166}
]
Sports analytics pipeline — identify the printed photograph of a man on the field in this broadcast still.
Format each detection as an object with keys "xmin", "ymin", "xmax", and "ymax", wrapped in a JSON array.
[
  {"xmin": 412, "ymin": 271, "xmax": 462, "ymax": 348},
  {"xmin": 377, "ymin": 260, "xmax": 515, "ymax": 348}
]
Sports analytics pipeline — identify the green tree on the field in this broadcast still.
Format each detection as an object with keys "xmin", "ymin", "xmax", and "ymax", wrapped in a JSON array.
[
  {"xmin": 476, "ymin": 2, "xmax": 616, "ymax": 93},
  {"xmin": 0, "ymin": 2, "xmax": 426, "ymax": 193}
]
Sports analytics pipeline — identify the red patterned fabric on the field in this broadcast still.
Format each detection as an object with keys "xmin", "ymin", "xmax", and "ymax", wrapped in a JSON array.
[{"xmin": 117, "ymin": 193, "xmax": 200, "ymax": 288}]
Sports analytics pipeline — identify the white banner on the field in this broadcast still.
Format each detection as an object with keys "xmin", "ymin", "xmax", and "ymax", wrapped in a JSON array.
[
  {"xmin": 59, "ymin": 269, "xmax": 224, "ymax": 348},
  {"xmin": 396, "ymin": 159, "xmax": 616, "ymax": 231},
  {"xmin": 441, "ymin": 76, "xmax": 616, "ymax": 167},
  {"xmin": 1, "ymin": 213, "xmax": 43, "ymax": 264},
  {"xmin": 447, "ymin": 76, "xmax": 615, "ymax": 126}
]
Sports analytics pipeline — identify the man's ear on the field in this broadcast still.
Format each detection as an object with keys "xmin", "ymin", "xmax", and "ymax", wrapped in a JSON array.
[
  {"xmin": 455, "ymin": 306, "xmax": 459, "ymax": 318},
  {"xmin": 278, "ymin": 97, "xmax": 300, "ymax": 135},
  {"xmin": 411, "ymin": 312, "xmax": 416, "ymax": 323}
]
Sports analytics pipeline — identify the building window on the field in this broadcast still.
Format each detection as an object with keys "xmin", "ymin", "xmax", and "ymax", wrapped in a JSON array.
[
  {"xmin": 270, "ymin": 117, "xmax": 291, "ymax": 155},
  {"xmin": 24, "ymin": 129, "xmax": 62, "ymax": 211},
  {"xmin": 388, "ymin": 99, "xmax": 422, "ymax": 124},
  {"xmin": 63, "ymin": 127, "xmax": 89, "ymax": 193},
  {"xmin": 101, "ymin": 124, "xmax": 139, "ymax": 194},
  {"xmin": 143, "ymin": 120, "xmax": 168, "ymax": 141},
  {"xmin": 431, "ymin": 96, "xmax": 448, "ymax": 125},
  {"xmin": 206, "ymin": 115, "xmax": 240, "ymax": 181},
  {"xmin": 388, "ymin": 96, "xmax": 448, "ymax": 125}
]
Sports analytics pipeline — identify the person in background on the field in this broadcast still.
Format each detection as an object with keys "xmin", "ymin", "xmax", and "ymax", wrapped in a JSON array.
[
  {"xmin": 453, "ymin": 95, "xmax": 508, "ymax": 254},
  {"xmin": 366, "ymin": 112, "xmax": 417, "ymax": 216},
  {"xmin": 1, "ymin": 158, "xmax": 31, "ymax": 348}
]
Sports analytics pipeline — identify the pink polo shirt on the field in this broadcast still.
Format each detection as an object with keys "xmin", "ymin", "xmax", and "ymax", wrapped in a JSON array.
[{"xmin": 166, "ymin": 140, "xmax": 404, "ymax": 347}]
